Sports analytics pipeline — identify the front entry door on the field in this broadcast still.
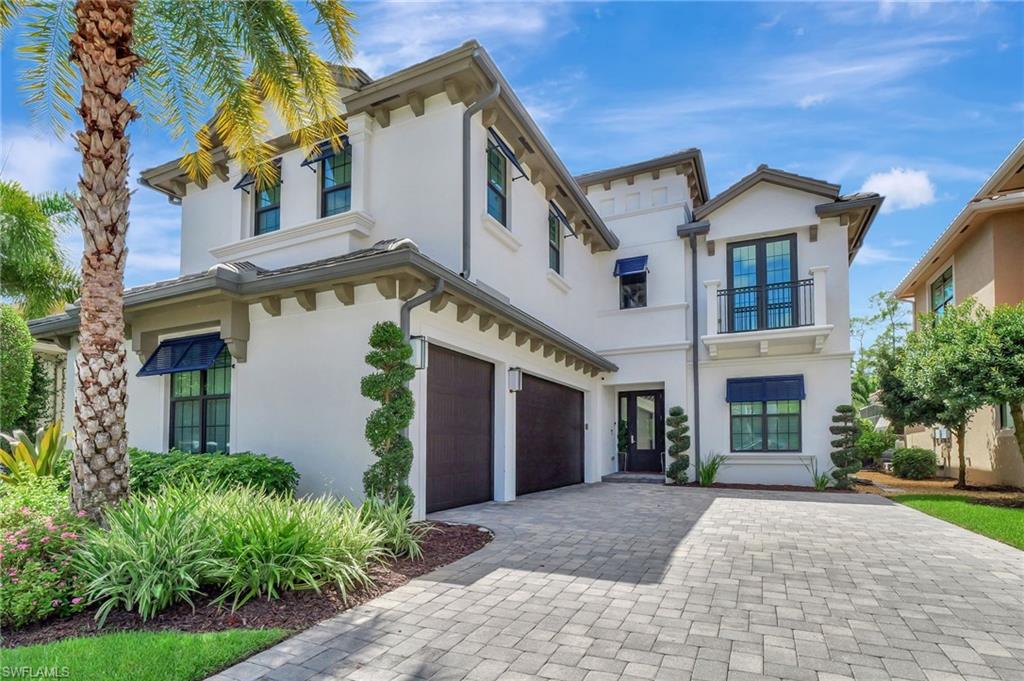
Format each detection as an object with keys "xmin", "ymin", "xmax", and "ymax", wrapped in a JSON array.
[{"xmin": 619, "ymin": 390, "xmax": 664, "ymax": 472}]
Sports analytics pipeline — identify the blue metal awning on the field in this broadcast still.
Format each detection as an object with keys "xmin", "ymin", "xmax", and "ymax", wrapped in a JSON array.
[
  {"xmin": 613, "ymin": 255, "xmax": 648, "ymax": 277},
  {"xmin": 726, "ymin": 375, "xmax": 805, "ymax": 403},
  {"xmin": 233, "ymin": 159, "xmax": 281, "ymax": 192},
  {"xmin": 549, "ymin": 201, "xmax": 577, "ymax": 238},
  {"xmin": 137, "ymin": 334, "xmax": 227, "ymax": 377},
  {"xmin": 488, "ymin": 128, "xmax": 529, "ymax": 181},
  {"xmin": 299, "ymin": 137, "xmax": 349, "ymax": 169}
]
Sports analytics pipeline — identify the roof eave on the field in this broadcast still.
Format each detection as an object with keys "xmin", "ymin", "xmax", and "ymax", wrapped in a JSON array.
[
  {"xmin": 575, "ymin": 149, "xmax": 710, "ymax": 207},
  {"xmin": 694, "ymin": 167, "xmax": 839, "ymax": 221}
]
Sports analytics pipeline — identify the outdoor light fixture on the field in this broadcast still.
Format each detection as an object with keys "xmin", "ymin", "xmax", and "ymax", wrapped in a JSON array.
[
  {"xmin": 508, "ymin": 367, "xmax": 523, "ymax": 392},
  {"xmin": 410, "ymin": 335, "xmax": 428, "ymax": 370}
]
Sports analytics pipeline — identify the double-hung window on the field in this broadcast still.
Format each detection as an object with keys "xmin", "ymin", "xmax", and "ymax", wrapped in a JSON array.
[
  {"xmin": 930, "ymin": 266, "xmax": 953, "ymax": 318},
  {"xmin": 321, "ymin": 146, "xmax": 352, "ymax": 217},
  {"xmin": 548, "ymin": 210, "xmax": 562, "ymax": 274},
  {"xmin": 169, "ymin": 346, "xmax": 231, "ymax": 453},
  {"xmin": 486, "ymin": 142, "xmax": 507, "ymax": 226},
  {"xmin": 255, "ymin": 178, "xmax": 281, "ymax": 235}
]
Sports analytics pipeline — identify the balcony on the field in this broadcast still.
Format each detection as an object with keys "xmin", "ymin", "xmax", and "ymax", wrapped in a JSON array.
[{"xmin": 702, "ymin": 266, "xmax": 833, "ymax": 358}]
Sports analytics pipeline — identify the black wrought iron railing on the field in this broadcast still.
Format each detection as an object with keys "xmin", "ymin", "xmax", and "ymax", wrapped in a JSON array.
[{"xmin": 717, "ymin": 279, "xmax": 814, "ymax": 333}]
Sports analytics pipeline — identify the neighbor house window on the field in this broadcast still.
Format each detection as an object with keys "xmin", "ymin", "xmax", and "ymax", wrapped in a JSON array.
[
  {"xmin": 730, "ymin": 399, "xmax": 801, "ymax": 452},
  {"xmin": 998, "ymin": 403, "xmax": 1013, "ymax": 430},
  {"xmin": 620, "ymin": 273, "xmax": 647, "ymax": 309},
  {"xmin": 486, "ymin": 142, "xmax": 507, "ymax": 226},
  {"xmin": 930, "ymin": 266, "xmax": 953, "ymax": 318},
  {"xmin": 255, "ymin": 178, "xmax": 281, "ymax": 235},
  {"xmin": 169, "ymin": 347, "xmax": 231, "ymax": 453},
  {"xmin": 321, "ymin": 146, "xmax": 352, "ymax": 217},
  {"xmin": 548, "ymin": 210, "xmax": 562, "ymax": 274}
]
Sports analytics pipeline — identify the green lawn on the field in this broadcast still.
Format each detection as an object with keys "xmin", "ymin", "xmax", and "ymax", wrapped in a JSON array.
[
  {"xmin": 3, "ymin": 628, "xmax": 288, "ymax": 681},
  {"xmin": 895, "ymin": 494, "xmax": 1024, "ymax": 550}
]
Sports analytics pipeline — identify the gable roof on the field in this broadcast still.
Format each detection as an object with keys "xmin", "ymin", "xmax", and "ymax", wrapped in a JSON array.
[
  {"xmin": 693, "ymin": 164, "xmax": 840, "ymax": 220},
  {"xmin": 893, "ymin": 140, "xmax": 1024, "ymax": 299},
  {"xmin": 575, "ymin": 149, "xmax": 710, "ymax": 206}
]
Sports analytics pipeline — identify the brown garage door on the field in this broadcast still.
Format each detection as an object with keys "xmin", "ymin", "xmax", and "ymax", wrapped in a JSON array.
[
  {"xmin": 426, "ymin": 345, "xmax": 494, "ymax": 513},
  {"xmin": 516, "ymin": 374, "xmax": 584, "ymax": 496}
]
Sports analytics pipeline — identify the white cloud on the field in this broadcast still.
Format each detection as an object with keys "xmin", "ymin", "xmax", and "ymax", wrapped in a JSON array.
[
  {"xmin": 853, "ymin": 243, "xmax": 911, "ymax": 266},
  {"xmin": 798, "ymin": 93, "xmax": 828, "ymax": 109},
  {"xmin": 1, "ymin": 127, "xmax": 79, "ymax": 195},
  {"xmin": 860, "ymin": 168, "xmax": 936, "ymax": 212}
]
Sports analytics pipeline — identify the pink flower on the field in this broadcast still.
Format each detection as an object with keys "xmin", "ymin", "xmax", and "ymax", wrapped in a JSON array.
[
  {"xmin": 51, "ymin": 599, "xmax": 60, "ymax": 608},
  {"xmin": 77, "ymin": 510, "xmax": 87, "ymax": 517},
  {"xmin": 40, "ymin": 536, "xmax": 50, "ymax": 544},
  {"xmin": 60, "ymin": 532, "xmax": 79, "ymax": 540},
  {"xmin": 19, "ymin": 507, "xmax": 31, "ymax": 515},
  {"xmin": 71, "ymin": 597, "xmax": 82, "ymax": 604},
  {"xmin": 15, "ymin": 543, "xmax": 28, "ymax": 551}
]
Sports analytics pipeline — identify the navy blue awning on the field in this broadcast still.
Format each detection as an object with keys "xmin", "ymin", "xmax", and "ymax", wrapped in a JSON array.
[
  {"xmin": 137, "ymin": 334, "xmax": 227, "ymax": 377},
  {"xmin": 299, "ymin": 137, "xmax": 348, "ymax": 169},
  {"xmin": 726, "ymin": 375, "xmax": 805, "ymax": 403},
  {"xmin": 233, "ymin": 159, "xmax": 282, "ymax": 192},
  {"xmin": 613, "ymin": 255, "xmax": 648, "ymax": 277},
  {"xmin": 488, "ymin": 128, "xmax": 529, "ymax": 181}
]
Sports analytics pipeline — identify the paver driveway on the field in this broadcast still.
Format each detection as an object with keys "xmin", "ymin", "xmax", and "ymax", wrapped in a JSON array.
[{"xmin": 214, "ymin": 484, "xmax": 1024, "ymax": 681}]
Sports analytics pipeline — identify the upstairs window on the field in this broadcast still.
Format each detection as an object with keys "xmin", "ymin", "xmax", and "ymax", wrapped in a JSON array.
[
  {"xmin": 548, "ymin": 210, "xmax": 562, "ymax": 274},
  {"xmin": 169, "ymin": 346, "xmax": 231, "ymax": 453},
  {"xmin": 930, "ymin": 266, "xmax": 953, "ymax": 318},
  {"xmin": 614, "ymin": 256, "xmax": 648, "ymax": 309},
  {"xmin": 321, "ymin": 146, "xmax": 352, "ymax": 217},
  {"xmin": 486, "ymin": 142, "xmax": 507, "ymax": 226},
  {"xmin": 255, "ymin": 179, "xmax": 281, "ymax": 235}
]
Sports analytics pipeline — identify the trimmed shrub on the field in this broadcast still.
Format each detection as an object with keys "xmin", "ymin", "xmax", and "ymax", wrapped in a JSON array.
[
  {"xmin": 0, "ymin": 477, "xmax": 88, "ymax": 628},
  {"xmin": 361, "ymin": 321, "xmax": 415, "ymax": 504},
  {"xmin": 829, "ymin": 404, "xmax": 862, "ymax": 489},
  {"xmin": 665, "ymin": 406, "xmax": 691, "ymax": 485},
  {"xmin": 129, "ymin": 449, "xmax": 299, "ymax": 497},
  {"xmin": 1, "ymin": 305, "xmax": 34, "ymax": 431},
  {"xmin": 892, "ymin": 448, "xmax": 938, "ymax": 480}
]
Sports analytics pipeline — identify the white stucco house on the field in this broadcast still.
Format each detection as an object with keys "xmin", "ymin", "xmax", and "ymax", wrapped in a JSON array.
[{"xmin": 30, "ymin": 41, "xmax": 882, "ymax": 517}]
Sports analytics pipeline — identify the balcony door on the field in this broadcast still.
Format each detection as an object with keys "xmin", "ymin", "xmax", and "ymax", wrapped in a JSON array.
[{"xmin": 727, "ymin": 234, "xmax": 797, "ymax": 332}]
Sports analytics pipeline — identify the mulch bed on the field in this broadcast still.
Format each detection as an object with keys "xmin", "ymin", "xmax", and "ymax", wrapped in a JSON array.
[
  {"xmin": 3, "ymin": 521, "xmax": 492, "ymax": 649},
  {"xmin": 855, "ymin": 470, "xmax": 1024, "ymax": 500},
  {"xmin": 682, "ymin": 482, "xmax": 855, "ymax": 493}
]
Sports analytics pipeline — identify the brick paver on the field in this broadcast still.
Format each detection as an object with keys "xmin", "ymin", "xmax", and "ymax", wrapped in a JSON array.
[{"xmin": 212, "ymin": 484, "xmax": 1024, "ymax": 681}]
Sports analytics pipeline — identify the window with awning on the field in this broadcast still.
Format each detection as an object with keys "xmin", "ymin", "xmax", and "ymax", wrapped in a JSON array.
[
  {"xmin": 726, "ymin": 375, "xmax": 805, "ymax": 402},
  {"xmin": 727, "ymin": 375, "xmax": 804, "ymax": 452},
  {"xmin": 613, "ymin": 255, "xmax": 648, "ymax": 277},
  {"xmin": 137, "ymin": 334, "xmax": 227, "ymax": 377}
]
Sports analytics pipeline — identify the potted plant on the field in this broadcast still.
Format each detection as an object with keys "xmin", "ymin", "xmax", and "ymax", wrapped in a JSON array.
[{"xmin": 617, "ymin": 420, "xmax": 630, "ymax": 471}]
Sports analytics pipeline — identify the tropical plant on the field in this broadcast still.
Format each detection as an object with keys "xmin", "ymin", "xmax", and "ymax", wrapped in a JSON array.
[
  {"xmin": 0, "ymin": 422, "xmax": 69, "ymax": 484},
  {"xmin": 697, "ymin": 453, "xmax": 726, "ymax": 487},
  {"xmin": 892, "ymin": 448, "xmax": 938, "ymax": 480},
  {"xmin": 0, "ymin": 181, "xmax": 80, "ymax": 319},
  {"xmin": 128, "ymin": 448, "xmax": 299, "ymax": 498},
  {"xmin": 829, "ymin": 405, "xmax": 861, "ymax": 489},
  {"xmin": 665, "ymin": 406, "xmax": 690, "ymax": 485},
  {"xmin": 982, "ymin": 302, "xmax": 1024, "ymax": 467},
  {"xmin": 5, "ymin": 0, "xmax": 356, "ymax": 519},
  {"xmin": 1, "ymin": 305, "xmax": 34, "ymax": 432},
  {"xmin": 359, "ymin": 497, "xmax": 429, "ymax": 560},
  {"xmin": 14, "ymin": 357, "xmax": 53, "ymax": 433},
  {"xmin": 800, "ymin": 459, "xmax": 831, "ymax": 491},
  {"xmin": 856, "ymin": 428, "xmax": 897, "ymax": 469},
  {"xmin": 850, "ymin": 360, "xmax": 878, "ymax": 410},
  {"xmin": 0, "ymin": 476, "xmax": 70, "ymax": 531},
  {"xmin": 361, "ymin": 322, "xmax": 416, "ymax": 504}
]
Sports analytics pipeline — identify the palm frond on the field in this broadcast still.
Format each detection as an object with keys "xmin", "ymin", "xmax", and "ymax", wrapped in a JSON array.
[
  {"xmin": 0, "ymin": 0, "xmax": 25, "ymax": 33},
  {"xmin": 17, "ymin": 0, "xmax": 77, "ymax": 134},
  {"xmin": 309, "ymin": 0, "xmax": 356, "ymax": 67}
]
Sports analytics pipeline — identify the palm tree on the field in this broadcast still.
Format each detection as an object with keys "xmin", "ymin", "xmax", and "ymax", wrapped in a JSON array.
[
  {"xmin": 0, "ymin": 180, "xmax": 80, "ymax": 318},
  {"xmin": 4, "ymin": 0, "xmax": 355, "ymax": 519}
]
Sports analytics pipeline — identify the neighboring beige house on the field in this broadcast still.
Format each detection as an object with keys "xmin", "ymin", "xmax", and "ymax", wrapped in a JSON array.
[{"xmin": 894, "ymin": 140, "xmax": 1024, "ymax": 487}]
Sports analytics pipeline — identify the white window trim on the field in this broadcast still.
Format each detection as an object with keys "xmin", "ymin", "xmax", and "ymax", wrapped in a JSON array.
[{"xmin": 481, "ymin": 211, "xmax": 522, "ymax": 252}]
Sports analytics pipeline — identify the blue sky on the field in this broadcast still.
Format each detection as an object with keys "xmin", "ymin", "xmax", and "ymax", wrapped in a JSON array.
[{"xmin": 1, "ymin": 1, "xmax": 1021, "ymax": 328}]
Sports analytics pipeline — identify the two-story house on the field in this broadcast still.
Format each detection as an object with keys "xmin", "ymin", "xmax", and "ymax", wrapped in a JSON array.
[
  {"xmin": 29, "ymin": 41, "xmax": 881, "ymax": 517},
  {"xmin": 893, "ymin": 140, "xmax": 1024, "ymax": 487}
]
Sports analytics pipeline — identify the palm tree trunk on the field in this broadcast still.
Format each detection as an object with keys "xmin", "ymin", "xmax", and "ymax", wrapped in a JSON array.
[
  {"xmin": 68, "ymin": 0, "xmax": 141, "ymax": 519},
  {"xmin": 954, "ymin": 424, "xmax": 967, "ymax": 489}
]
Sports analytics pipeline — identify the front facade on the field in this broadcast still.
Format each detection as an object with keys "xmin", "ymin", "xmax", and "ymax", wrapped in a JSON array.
[
  {"xmin": 894, "ymin": 141, "xmax": 1024, "ymax": 487},
  {"xmin": 31, "ymin": 42, "xmax": 881, "ymax": 517}
]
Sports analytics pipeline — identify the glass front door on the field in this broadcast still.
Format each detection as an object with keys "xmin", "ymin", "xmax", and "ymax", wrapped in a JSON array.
[{"xmin": 618, "ymin": 390, "xmax": 665, "ymax": 472}]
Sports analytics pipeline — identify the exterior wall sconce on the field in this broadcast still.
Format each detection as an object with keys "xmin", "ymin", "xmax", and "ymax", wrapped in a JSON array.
[
  {"xmin": 508, "ymin": 367, "xmax": 523, "ymax": 392},
  {"xmin": 410, "ymin": 335, "xmax": 428, "ymax": 370}
]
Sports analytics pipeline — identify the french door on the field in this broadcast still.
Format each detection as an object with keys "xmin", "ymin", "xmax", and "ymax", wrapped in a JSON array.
[{"xmin": 726, "ymin": 234, "xmax": 798, "ymax": 332}]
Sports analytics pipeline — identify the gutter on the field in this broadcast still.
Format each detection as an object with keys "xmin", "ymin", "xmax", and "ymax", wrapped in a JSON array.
[
  {"xmin": 462, "ymin": 78, "xmax": 501, "ymax": 279},
  {"xmin": 677, "ymin": 219, "xmax": 710, "ymax": 474},
  {"xmin": 400, "ymin": 279, "xmax": 445, "ymax": 340}
]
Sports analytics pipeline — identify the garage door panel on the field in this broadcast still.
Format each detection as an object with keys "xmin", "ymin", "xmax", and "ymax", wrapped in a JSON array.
[
  {"xmin": 516, "ymin": 374, "xmax": 584, "ymax": 496},
  {"xmin": 426, "ymin": 345, "xmax": 494, "ymax": 513}
]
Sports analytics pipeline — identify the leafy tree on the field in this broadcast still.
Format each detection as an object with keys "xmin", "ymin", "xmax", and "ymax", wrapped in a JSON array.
[
  {"xmin": 1, "ymin": 306, "xmax": 35, "ymax": 431},
  {"xmin": 866, "ymin": 290, "xmax": 910, "ymax": 357},
  {"xmin": 850, "ymin": 360, "xmax": 878, "ymax": 410},
  {"xmin": 979, "ymin": 302, "xmax": 1024, "ymax": 467},
  {"xmin": 829, "ymin": 405, "xmax": 861, "ymax": 489},
  {"xmin": 876, "ymin": 344, "xmax": 943, "ymax": 433},
  {"xmin": 0, "ymin": 181, "xmax": 80, "ymax": 319},
  {"xmin": 5, "ymin": 0, "xmax": 355, "ymax": 519},
  {"xmin": 665, "ymin": 406, "xmax": 690, "ymax": 485},
  {"xmin": 361, "ymin": 322, "xmax": 416, "ymax": 505},
  {"xmin": 855, "ymin": 427, "xmax": 896, "ymax": 468},
  {"xmin": 901, "ymin": 301, "xmax": 993, "ymax": 488}
]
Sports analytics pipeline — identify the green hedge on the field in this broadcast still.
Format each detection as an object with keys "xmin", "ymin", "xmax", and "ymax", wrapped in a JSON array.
[
  {"xmin": 129, "ymin": 449, "xmax": 299, "ymax": 497},
  {"xmin": 892, "ymin": 447, "xmax": 938, "ymax": 480}
]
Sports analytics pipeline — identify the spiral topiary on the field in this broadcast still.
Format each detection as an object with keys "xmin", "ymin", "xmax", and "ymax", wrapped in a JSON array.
[
  {"xmin": 829, "ymin": 404, "xmax": 862, "ymax": 489},
  {"xmin": 361, "ymin": 321, "xmax": 416, "ymax": 505},
  {"xmin": 665, "ymin": 405, "xmax": 691, "ymax": 485}
]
